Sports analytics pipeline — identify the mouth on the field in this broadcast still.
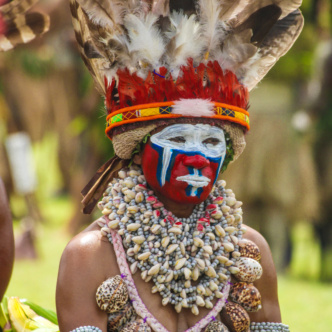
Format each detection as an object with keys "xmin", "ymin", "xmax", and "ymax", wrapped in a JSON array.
[{"xmin": 176, "ymin": 175, "xmax": 211, "ymax": 187}]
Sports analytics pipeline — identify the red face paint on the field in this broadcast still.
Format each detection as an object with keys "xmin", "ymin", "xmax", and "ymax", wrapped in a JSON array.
[{"xmin": 141, "ymin": 124, "xmax": 226, "ymax": 205}]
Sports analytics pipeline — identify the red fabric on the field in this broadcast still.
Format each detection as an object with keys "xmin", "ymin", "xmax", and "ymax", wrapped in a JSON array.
[{"xmin": 105, "ymin": 59, "xmax": 249, "ymax": 115}]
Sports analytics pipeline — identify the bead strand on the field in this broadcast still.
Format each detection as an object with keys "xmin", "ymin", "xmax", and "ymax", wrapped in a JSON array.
[
  {"xmin": 250, "ymin": 322, "xmax": 290, "ymax": 332},
  {"xmin": 70, "ymin": 326, "xmax": 102, "ymax": 332}
]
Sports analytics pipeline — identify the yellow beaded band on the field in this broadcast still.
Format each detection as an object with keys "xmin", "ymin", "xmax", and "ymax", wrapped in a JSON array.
[{"xmin": 105, "ymin": 102, "xmax": 250, "ymax": 136}]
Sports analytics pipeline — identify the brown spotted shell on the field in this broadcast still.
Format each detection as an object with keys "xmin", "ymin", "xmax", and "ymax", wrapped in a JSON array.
[
  {"xmin": 204, "ymin": 320, "xmax": 230, "ymax": 331},
  {"xmin": 107, "ymin": 301, "xmax": 135, "ymax": 331},
  {"xmin": 220, "ymin": 302, "xmax": 250, "ymax": 332},
  {"xmin": 229, "ymin": 282, "xmax": 262, "ymax": 312},
  {"xmin": 238, "ymin": 240, "xmax": 261, "ymax": 261},
  {"xmin": 121, "ymin": 319, "xmax": 151, "ymax": 332},
  {"xmin": 234, "ymin": 257, "xmax": 263, "ymax": 283},
  {"xmin": 96, "ymin": 275, "xmax": 129, "ymax": 313}
]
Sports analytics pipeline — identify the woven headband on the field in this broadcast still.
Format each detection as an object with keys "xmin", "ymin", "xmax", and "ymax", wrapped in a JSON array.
[{"xmin": 105, "ymin": 101, "xmax": 250, "ymax": 139}]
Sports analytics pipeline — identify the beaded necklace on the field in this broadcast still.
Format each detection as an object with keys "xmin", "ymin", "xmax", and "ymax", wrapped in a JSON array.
[{"xmin": 97, "ymin": 166, "xmax": 245, "ymax": 316}]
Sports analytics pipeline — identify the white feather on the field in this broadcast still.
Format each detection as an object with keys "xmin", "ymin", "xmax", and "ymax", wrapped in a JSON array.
[
  {"xmin": 198, "ymin": 0, "xmax": 228, "ymax": 61},
  {"xmin": 173, "ymin": 99, "xmax": 215, "ymax": 117},
  {"xmin": 238, "ymin": 54, "xmax": 276, "ymax": 90},
  {"xmin": 77, "ymin": 0, "xmax": 120, "ymax": 27},
  {"xmin": 167, "ymin": 12, "xmax": 204, "ymax": 68},
  {"xmin": 125, "ymin": 12, "xmax": 165, "ymax": 69}
]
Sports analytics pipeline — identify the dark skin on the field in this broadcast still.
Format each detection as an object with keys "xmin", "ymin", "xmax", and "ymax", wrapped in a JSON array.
[
  {"xmin": 0, "ymin": 177, "xmax": 14, "ymax": 301},
  {"xmin": 57, "ymin": 149, "xmax": 282, "ymax": 332}
]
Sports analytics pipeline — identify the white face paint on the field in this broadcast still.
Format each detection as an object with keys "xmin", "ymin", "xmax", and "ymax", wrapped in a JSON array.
[{"xmin": 150, "ymin": 124, "xmax": 226, "ymax": 191}]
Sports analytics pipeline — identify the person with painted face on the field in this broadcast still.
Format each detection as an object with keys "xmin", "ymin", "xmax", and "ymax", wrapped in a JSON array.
[{"xmin": 56, "ymin": 1, "xmax": 303, "ymax": 331}]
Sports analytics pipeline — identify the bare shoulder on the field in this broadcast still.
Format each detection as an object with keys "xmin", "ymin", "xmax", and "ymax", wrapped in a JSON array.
[
  {"xmin": 56, "ymin": 219, "xmax": 120, "ymax": 331},
  {"xmin": 242, "ymin": 225, "xmax": 282, "ymax": 323}
]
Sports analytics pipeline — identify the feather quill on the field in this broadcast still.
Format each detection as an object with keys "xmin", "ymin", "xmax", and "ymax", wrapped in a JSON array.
[{"xmin": 198, "ymin": 0, "xmax": 228, "ymax": 61}]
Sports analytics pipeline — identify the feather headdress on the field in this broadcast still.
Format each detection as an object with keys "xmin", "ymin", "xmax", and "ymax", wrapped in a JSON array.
[
  {"xmin": 70, "ymin": 0, "xmax": 304, "ymax": 159},
  {"xmin": 0, "ymin": 0, "xmax": 50, "ymax": 52}
]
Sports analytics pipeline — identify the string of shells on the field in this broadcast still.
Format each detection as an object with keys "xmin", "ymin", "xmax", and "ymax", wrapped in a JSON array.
[
  {"xmin": 97, "ymin": 166, "xmax": 247, "ymax": 316},
  {"xmin": 220, "ymin": 239, "xmax": 264, "ymax": 332}
]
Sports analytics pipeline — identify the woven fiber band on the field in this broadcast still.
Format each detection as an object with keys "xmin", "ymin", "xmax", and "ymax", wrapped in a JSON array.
[{"xmin": 105, "ymin": 101, "xmax": 250, "ymax": 137}]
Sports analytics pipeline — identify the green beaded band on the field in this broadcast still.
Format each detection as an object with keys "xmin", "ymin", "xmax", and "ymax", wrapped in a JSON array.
[
  {"xmin": 250, "ymin": 322, "xmax": 290, "ymax": 332},
  {"xmin": 70, "ymin": 326, "xmax": 102, "ymax": 332}
]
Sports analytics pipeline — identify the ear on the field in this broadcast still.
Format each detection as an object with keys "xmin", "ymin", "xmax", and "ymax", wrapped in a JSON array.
[{"xmin": 133, "ymin": 153, "xmax": 142, "ymax": 165}]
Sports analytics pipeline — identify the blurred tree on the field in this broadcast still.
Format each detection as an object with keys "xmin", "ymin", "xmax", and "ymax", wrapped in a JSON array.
[
  {"xmin": 225, "ymin": 0, "xmax": 331, "ymax": 272},
  {"xmin": 305, "ymin": 0, "xmax": 332, "ymax": 281}
]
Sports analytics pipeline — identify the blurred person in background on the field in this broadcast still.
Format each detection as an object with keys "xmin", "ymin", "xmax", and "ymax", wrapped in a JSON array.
[{"xmin": 0, "ymin": 177, "xmax": 14, "ymax": 301}]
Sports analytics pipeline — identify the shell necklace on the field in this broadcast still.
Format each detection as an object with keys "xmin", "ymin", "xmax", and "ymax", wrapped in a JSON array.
[{"xmin": 98, "ymin": 166, "xmax": 245, "ymax": 316}]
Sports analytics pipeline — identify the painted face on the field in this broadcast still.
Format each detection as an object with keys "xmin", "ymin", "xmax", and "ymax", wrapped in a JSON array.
[{"xmin": 141, "ymin": 124, "xmax": 227, "ymax": 204}]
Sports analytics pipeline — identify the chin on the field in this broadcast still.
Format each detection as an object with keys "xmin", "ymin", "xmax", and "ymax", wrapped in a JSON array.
[{"xmin": 163, "ymin": 187, "xmax": 212, "ymax": 205}]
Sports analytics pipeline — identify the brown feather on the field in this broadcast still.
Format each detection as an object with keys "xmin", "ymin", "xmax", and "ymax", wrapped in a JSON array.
[
  {"xmin": 0, "ymin": 0, "xmax": 38, "ymax": 20},
  {"xmin": 0, "ymin": 5, "xmax": 49, "ymax": 52},
  {"xmin": 241, "ymin": 9, "xmax": 304, "ymax": 90},
  {"xmin": 235, "ymin": 5, "xmax": 282, "ymax": 46}
]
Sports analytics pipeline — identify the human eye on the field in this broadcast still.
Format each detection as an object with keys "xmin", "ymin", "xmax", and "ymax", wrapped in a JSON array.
[
  {"xmin": 202, "ymin": 137, "xmax": 221, "ymax": 146},
  {"xmin": 167, "ymin": 136, "xmax": 186, "ymax": 144}
]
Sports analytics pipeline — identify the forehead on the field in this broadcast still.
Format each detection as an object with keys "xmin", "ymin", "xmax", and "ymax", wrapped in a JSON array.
[{"xmin": 151, "ymin": 123, "xmax": 224, "ymax": 138}]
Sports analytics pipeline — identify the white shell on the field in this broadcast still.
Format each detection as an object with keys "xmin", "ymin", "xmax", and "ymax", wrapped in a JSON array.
[
  {"xmin": 127, "ymin": 223, "xmax": 141, "ymax": 231},
  {"xmin": 125, "ymin": 190, "xmax": 136, "ymax": 200},
  {"xmin": 195, "ymin": 258, "xmax": 205, "ymax": 270},
  {"xmin": 211, "ymin": 210, "xmax": 223, "ymax": 219},
  {"xmin": 193, "ymin": 237, "xmax": 204, "ymax": 247},
  {"xmin": 184, "ymin": 268, "xmax": 191, "ymax": 280},
  {"xmin": 175, "ymin": 258, "xmax": 187, "ymax": 270},
  {"xmin": 192, "ymin": 267, "xmax": 200, "ymax": 281},
  {"xmin": 151, "ymin": 224, "xmax": 161, "ymax": 234},
  {"xmin": 165, "ymin": 271, "xmax": 174, "ymax": 282},
  {"xmin": 235, "ymin": 257, "xmax": 263, "ymax": 282},
  {"xmin": 175, "ymin": 303, "xmax": 182, "ymax": 313},
  {"xmin": 205, "ymin": 266, "xmax": 217, "ymax": 278},
  {"xmin": 191, "ymin": 305, "xmax": 199, "ymax": 316},
  {"xmin": 203, "ymin": 245, "xmax": 213, "ymax": 255},
  {"xmin": 161, "ymin": 236, "xmax": 170, "ymax": 248},
  {"xmin": 132, "ymin": 236, "xmax": 145, "ymax": 244},
  {"xmin": 197, "ymin": 285, "xmax": 206, "ymax": 295},
  {"xmin": 162, "ymin": 297, "xmax": 170, "ymax": 306},
  {"xmin": 215, "ymin": 225, "xmax": 226, "ymax": 238},
  {"xmin": 216, "ymin": 255, "xmax": 228, "ymax": 264},
  {"xmin": 108, "ymin": 220, "xmax": 120, "ymax": 229},
  {"xmin": 223, "ymin": 242, "xmax": 235, "ymax": 252},
  {"xmin": 168, "ymin": 227, "xmax": 182, "ymax": 235},
  {"xmin": 138, "ymin": 252, "xmax": 151, "ymax": 260},
  {"xmin": 218, "ymin": 272, "xmax": 228, "ymax": 281},
  {"xmin": 166, "ymin": 244, "xmax": 179, "ymax": 255},
  {"xmin": 225, "ymin": 226, "xmax": 236, "ymax": 234},
  {"xmin": 221, "ymin": 205, "xmax": 231, "ymax": 213},
  {"xmin": 205, "ymin": 299, "xmax": 213, "ymax": 309},
  {"xmin": 196, "ymin": 296, "xmax": 205, "ymax": 307},
  {"xmin": 148, "ymin": 264, "xmax": 161, "ymax": 275}
]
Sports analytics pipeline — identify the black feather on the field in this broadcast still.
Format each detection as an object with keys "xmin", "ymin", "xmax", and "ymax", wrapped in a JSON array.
[
  {"xmin": 169, "ymin": 0, "xmax": 197, "ymax": 15},
  {"xmin": 235, "ymin": 5, "xmax": 282, "ymax": 46}
]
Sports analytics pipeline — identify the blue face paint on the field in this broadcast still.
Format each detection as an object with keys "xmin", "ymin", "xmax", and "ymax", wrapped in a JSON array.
[{"xmin": 151, "ymin": 143, "xmax": 224, "ymax": 198}]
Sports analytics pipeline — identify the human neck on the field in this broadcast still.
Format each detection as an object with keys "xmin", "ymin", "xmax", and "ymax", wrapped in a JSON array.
[{"xmin": 153, "ymin": 190, "xmax": 196, "ymax": 218}]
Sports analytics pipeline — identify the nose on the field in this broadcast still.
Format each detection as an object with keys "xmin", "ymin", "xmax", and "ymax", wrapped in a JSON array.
[{"xmin": 183, "ymin": 155, "xmax": 210, "ymax": 169}]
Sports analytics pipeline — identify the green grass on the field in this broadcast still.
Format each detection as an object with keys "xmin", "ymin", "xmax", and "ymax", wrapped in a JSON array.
[
  {"xmin": 5, "ymin": 196, "xmax": 71, "ymax": 311},
  {"xmin": 279, "ymin": 275, "xmax": 332, "ymax": 331}
]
